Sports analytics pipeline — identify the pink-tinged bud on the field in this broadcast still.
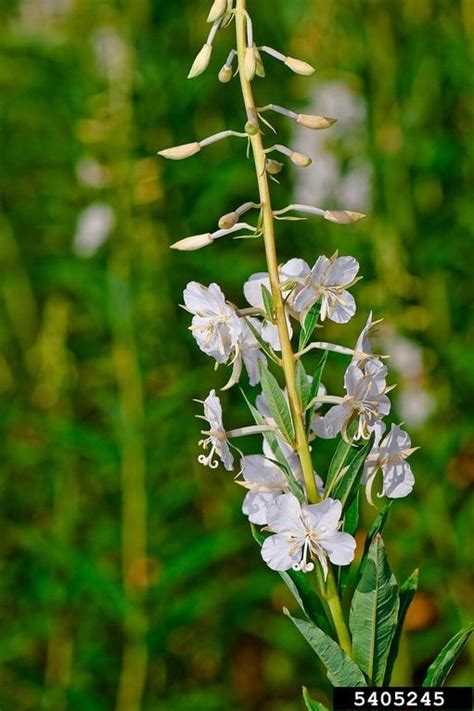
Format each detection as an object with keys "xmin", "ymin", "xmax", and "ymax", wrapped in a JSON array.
[
  {"xmin": 218, "ymin": 65, "xmax": 233, "ymax": 83},
  {"xmin": 324, "ymin": 210, "xmax": 366, "ymax": 224},
  {"xmin": 218, "ymin": 212, "xmax": 239, "ymax": 229},
  {"xmin": 171, "ymin": 233, "xmax": 213, "ymax": 251},
  {"xmin": 207, "ymin": 0, "xmax": 227, "ymax": 22},
  {"xmin": 265, "ymin": 158, "xmax": 283, "ymax": 175},
  {"xmin": 290, "ymin": 151, "xmax": 312, "ymax": 167},
  {"xmin": 284, "ymin": 56, "xmax": 316, "ymax": 76},
  {"xmin": 188, "ymin": 44, "xmax": 212, "ymax": 79},
  {"xmin": 244, "ymin": 46, "xmax": 257, "ymax": 81},
  {"xmin": 158, "ymin": 142, "xmax": 201, "ymax": 160},
  {"xmin": 297, "ymin": 114, "xmax": 337, "ymax": 130}
]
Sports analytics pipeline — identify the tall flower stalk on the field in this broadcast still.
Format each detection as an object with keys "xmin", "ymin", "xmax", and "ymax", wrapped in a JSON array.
[{"xmin": 158, "ymin": 1, "xmax": 471, "ymax": 703}]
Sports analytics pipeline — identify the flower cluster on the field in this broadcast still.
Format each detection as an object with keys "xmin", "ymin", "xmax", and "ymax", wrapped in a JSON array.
[{"xmin": 189, "ymin": 251, "xmax": 416, "ymax": 576}]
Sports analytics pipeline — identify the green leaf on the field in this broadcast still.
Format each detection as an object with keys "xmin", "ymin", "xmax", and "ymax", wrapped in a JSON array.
[
  {"xmin": 384, "ymin": 569, "xmax": 419, "ymax": 685},
  {"xmin": 244, "ymin": 316, "xmax": 278, "ymax": 363},
  {"xmin": 349, "ymin": 534, "xmax": 400, "ymax": 686},
  {"xmin": 295, "ymin": 360, "xmax": 311, "ymax": 410},
  {"xmin": 356, "ymin": 502, "xmax": 392, "ymax": 586},
  {"xmin": 241, "ymin": 390, "xmax": 303, "ymax": 502},
  {"xmin": 325, "ymin": 420, "xmax": 358, "ymax": 492},
  {"xmin": 331, "ymin": 439, "xmax": 371, "ymax": 509},
  {"xmin": 306, "ymin": 350, "xmax": 329, "ymax": 429},
  {"xmin": 250, "ymin": 525, "xmax": 331, "ymax": 635},
  {"xmin": 302, "ymin": 687, "xmax": 329, "ymax": 711},
  {"xmin": 285, "ymin": 610, "xmax": 367, "ymax": 687},
  {"xmin": 422, "ymin": 625, "xmax": 473, "ymax": 687},
  {"xmin": 261, "ymin": 284, "xmax": 274, "ymax": 320},
  {"xmin": 259, "ymin": 362, "xmax": 295, "ymax": 444},
  {"xmin": 299, "ymin": 298, "xmax": 322, "ymax": 350}
]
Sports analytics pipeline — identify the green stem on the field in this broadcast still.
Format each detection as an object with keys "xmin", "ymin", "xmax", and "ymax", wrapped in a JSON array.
[
  {"xmin": 326, "ymin": 569, "xmax": 352, "ymax": 656},
  {"xmin": 235, "ymin": 0, "xmax": 319, "ymax": 504}
]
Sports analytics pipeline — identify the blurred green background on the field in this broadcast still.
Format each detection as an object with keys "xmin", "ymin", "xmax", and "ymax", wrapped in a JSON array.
[{"xmin": 0, "ymin": 0, "xmax": 473, "ymax": 709}]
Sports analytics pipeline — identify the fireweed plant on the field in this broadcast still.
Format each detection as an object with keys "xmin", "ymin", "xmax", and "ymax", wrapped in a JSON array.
[{"xmin": 158, "ymin": 0, "xmax": 472, "ymax": 702}]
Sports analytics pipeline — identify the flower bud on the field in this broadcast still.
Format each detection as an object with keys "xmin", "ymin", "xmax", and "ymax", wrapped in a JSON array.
[
  {"xmin": 245, "ymin": 120, "xmax": 259, "ymax": 135},
  {"xmin": 207, "ymin": 0, "xmax": 227, "ymax": 22},
  {"xmin": 188, "ymin": 44, "xmax": 212, "ymax": 79},
  {"xmin": 158, "ymin": 142, "xmax": 201, "ymax": 160},
  {"xmin": 290, "ymin": 151, "xmax": 312, "ymax": 167},
  {"xmin": 218, "ymin": 64, "xmax": 233, "ymax": 83},
  {"xmin": 244, "ymin": 46, "xmax": 257, "ymax": 81},
  {"xmin": 284, "ymin": 56, "xmax": 316, "ymax": 76},
  {"xmin": 265, "ymin": 158, "xmax": 283, "ymax": 175},
  {"xmin": 297, "ymin": 114, "xmax": 337, "ymax": 130},
  {"xmin": 324, "ymin": 210, "xmax": 366, "ymax": 224},
  {"xmin": 171, "ymin": 233, "xmax": 213, "ymax": 251},
  {"xmin": 218, "ymin": 211, "xmax": 239, "ymax": 229}
]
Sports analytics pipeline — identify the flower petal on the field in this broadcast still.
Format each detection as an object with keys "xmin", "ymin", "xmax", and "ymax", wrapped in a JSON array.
[
  {"xmin": 261, "ymin": 532, "xmax": 302, "ymax": 571},
  {"xmin": 326, "ymin": 256, "xmax": 359, "ymax": 287},
  {"xmin": 305, "ymin": 497, "xmax": 342, "ymax": 532},
  {"xmin": 320, "ymin": 531, "xmax": 356, "ymax": 566},
  {"xmin": 266, "ymin": 492, "xmax": 304, "ymax": 534},
  {"xmin": 243, "ymin": 490, "xmax": 281, "ymax": 525},
  {"xmin": 313, "ymin": 404, "xmax": 350, "ymax": 439},
  {"xmin": 243, "ymin": 272, "xmax": 270, "ymax": 309}
]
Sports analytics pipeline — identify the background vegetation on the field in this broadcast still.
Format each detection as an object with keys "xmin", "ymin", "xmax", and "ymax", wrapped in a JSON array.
[{"xmin": 0, "ymin": 0, "xmax": 472, "ymax": 709}]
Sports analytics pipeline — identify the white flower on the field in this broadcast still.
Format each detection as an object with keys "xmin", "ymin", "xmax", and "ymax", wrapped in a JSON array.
[
  {"xmin": 362, "ymin": 423, "xmax": 417, "ymax": 503},
  {"xmin": 314, "ymin": 359, "xmax": 391, "ymax": 441},
  {"xmin": 241, "ymin": 455, "xmax": 290, "ymax": 524},
  {"xmin": 197, "ymin": 390, "xmax": 234, "ymax": 471},
  {"xmin": 261, "ymin": 493, "xmax": 356, "ymax": 577},
  {"xmin": 243, "ymin": 259, "xmax": 309, "ymax": 349},
  {"xmin": 183, "ymin": 282, "xmax": 242, "ymax": 363},
  {"xmin": 291, "ymin": 254, "xmax": 359, "ymax": 323},
  {"xmin": 238, "ymin": 318, "xmax": 267, "ymax": 386}
]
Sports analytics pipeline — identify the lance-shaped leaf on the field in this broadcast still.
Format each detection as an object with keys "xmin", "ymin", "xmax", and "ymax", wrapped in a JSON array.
[
  {"xmin": 285, "ymin": 610, "xmax": 367, "ymax": 687},
  {"xmin": 299, "ymin": 298, "xmax": 322, "ymax": 350},
  {"xmin": 356, "ymin": 502, "xmax": 392, "ymax": 586},
  {"xmin": 325, "ymin": 421, "xmax": 358, "ymax": 492},
  {"xmin": 296, "ymin": 360, "xmax": 311, "ymax": 411},
  {"xmin": 422, "ymin": 625, "xmax": 473, "ymax": 687},
  {"xmin": 384, "ymin": 569, "xmax": 419, "ymax": 685},
  {"xmin": 261, "ymin": 283, "xmax": 275, "ymax": 321},
  {"xmin": 330, "ymin": 439, "xmax": 371, "ymax": 509},
  {"xmin": 259, "ymin": 362, "xmax": 295, "ymax": 444},
  {"xmin": 306, "ymin": 350, "xmax": 329, "ymax": 429},
  {"xmin": 250, "ymin": 525, "xmax": 331, "ymax": 635},
  {"xmin": 244, "ymin": 316, "xmax": 279, "ymax": 364},
  {"xmin": 349, "ymin": 534, "xmax": 399, "ymax": 686},
  {"xmin": 302, "ymin": 687, "xmax": 329, "ymax": 711},
  {"xmin": 241, "ymin": 390, "xmax": 304, "ymax": 502}
]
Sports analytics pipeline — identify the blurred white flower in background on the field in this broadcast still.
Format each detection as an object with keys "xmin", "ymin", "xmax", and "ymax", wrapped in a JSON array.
[
  {"xmin": 73, "ymin": 203, "xmax": 115, "ymax": 258},
  {"xmin": 294, "ymin": 82, "xmax": 371, "ymax": 211}
]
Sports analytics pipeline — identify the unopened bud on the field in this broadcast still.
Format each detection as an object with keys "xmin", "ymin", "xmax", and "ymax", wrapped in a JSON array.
[
  {"xmin": 171, "ymin": 233, "xmax": 213, "ymax": 251},
  {"xmin": 255, "ymin": 49, "xmax": 265, "ymax": 78},
  {"xmin": 297, "ymin": 114, "xmax": 337, "ymax": 130},
  {"xmin": 245, "ymin": 120, "xmax": 259, "ymax": 135},
  {"xmin": 324, "ymin": 210, "xmax": 366, "ymax": 224},
  {"xmin": 290, "ymin": 151, "xmax": 312, "ymax": 167},
  {"xmin": 244, "ymin": 46, "xmax": 257, "ymax": 81},
  {"xmin": 207, "ymin": 0, "xmax": 227, "ymax": 22},
  {"xmin": 265, "ymin": 158, "xmax": 283, "ymax": 175},
  {"xmin": 218, "ymin": 211, "xmax": 239, "ymax": 229},
  {"xmin": 188, "ymin": 44, "xmax": 212, "ymax": 79},
  {"xmin": 158, "ymin": 142, "xmax": 201, "ymax": 160},
  {"xmin": 218, "ymin": 64, "xmax": 233, "ymax": 83},
  {"xmin": 284, "ymin": 56, "xmax": 316, "ymax": 76}
]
